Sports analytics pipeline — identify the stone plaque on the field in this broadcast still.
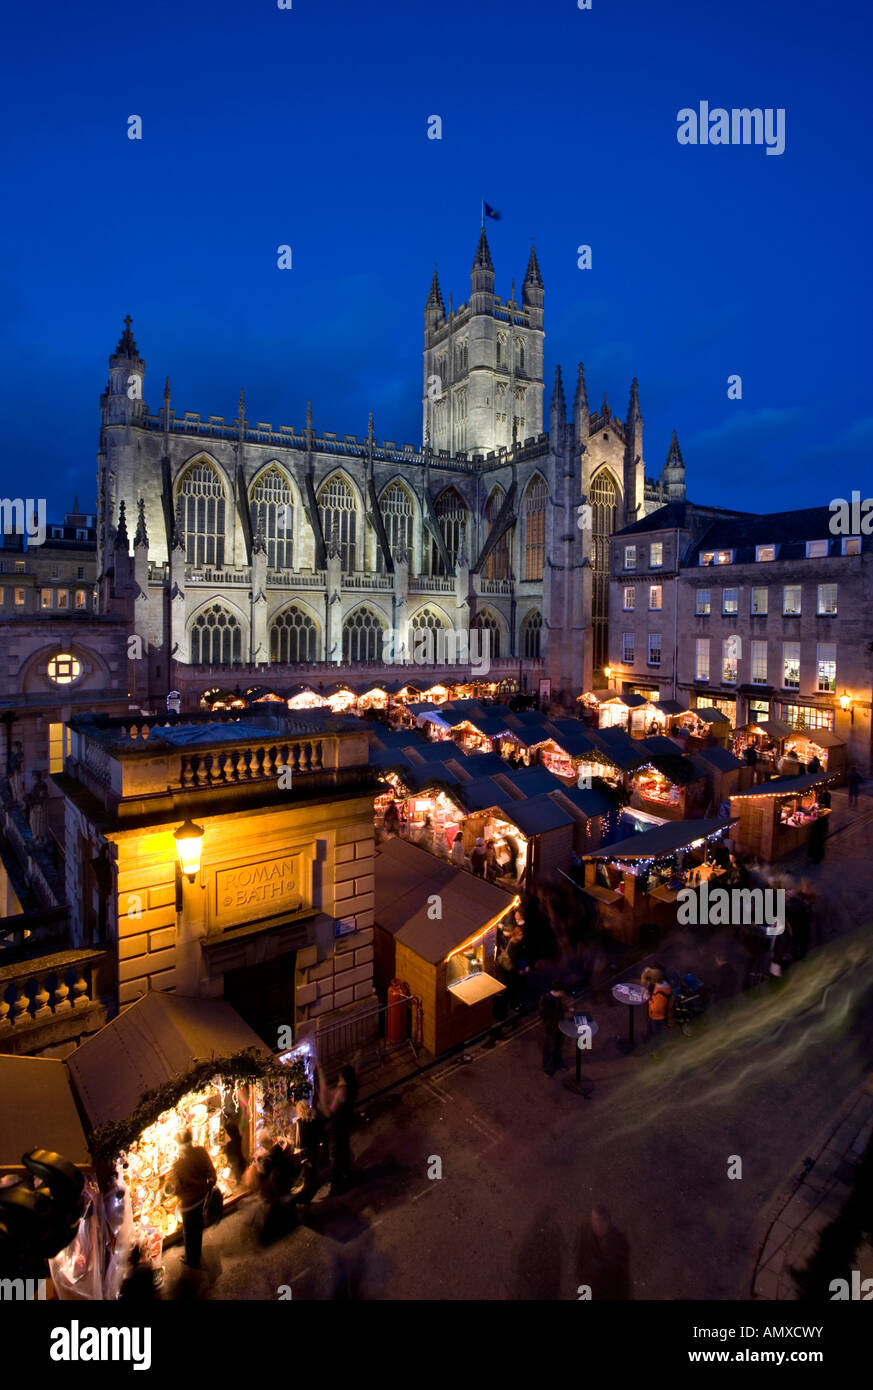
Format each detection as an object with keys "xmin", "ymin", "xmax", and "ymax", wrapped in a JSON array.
[{"xmin": 215, "ymin": 854, "xmax": 306, "ymax": 927}]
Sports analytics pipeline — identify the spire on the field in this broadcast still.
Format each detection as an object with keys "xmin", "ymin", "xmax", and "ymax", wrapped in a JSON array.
[
  {"xmin": 252, "ymin": 506, "xmax": 267, "ymax": 555},
  {"xmin": 523, "ymin": 244, "xmax": 543, "ymax": 288},
  {"xmin": 601, "ymin": 391, "xmax": 611, "ymax": 422},
  {"xmin": 425, "ymin": 267, "xmax": 445, "ymax": 314},
  {"xmin": 368, "ymin": 411, "xmax": 375, "ymax": 443},
  {"xmin": 574, "ymin": 363, "xmax": 588, "ymax": 412},
  {"xmin": 115, "ymin": 501, "xmax": 128, "ymax": 547},
  {"xmin": 627, "ymin": 377, "xmax": 641, "ymax": 423},
  {"xmin": 73, "ymin": 495, "xmax": 79, "ymax": 513},
  {"xmin": 115, "ymin": 315, "xmax": 138, "ymax": 357},
  {"xmin": 551, "ymin": 364, "xmax": 566, "ymax": 418},
  {"xmin": 665, "ymin": 428, "xmax": 684, "ymax": 467},
  {"xmin": 238, "ymin": 388, "xmax": 246, "ymax": 420},
  {"xmin": 163, "ymin": 376, "xmax": 171, "ymax": 404},
  {"xmin": 472, "ymin": 228, "xmax": 493, "ymax": 271},
  {"xmin": 134, "ymin": 497, "xmax": 148, "ymax": 548}
]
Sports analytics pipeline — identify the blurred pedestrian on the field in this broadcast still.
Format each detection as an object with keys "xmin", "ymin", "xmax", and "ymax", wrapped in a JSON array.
[
  {"xmin": 319, "ymin": 1064, "xmax": 358, "ymax": 1194},
  {"xmin": 539, "ymin": 980, "xmax": 569, "ymax": 1076},
  {"xmin": 470, "ymin": 838, "xmax": 486, "ymax": 877},
  {"xmin": 576, "ymin": 1203, "xmax": 630, "ymax": 1300},
  {"xmin": 807, "ymin": 814, "xmax": 828, "ymax": 863},
  {"xmin": 847, "ymin": 766, "xmax": 862, "ymax": 808},
  {"xmin": 169, "ymin": 1129, "xmax": 216, "ymax": 1269},
  {"xmin": 222, "ymin": 1120, "xmax": 246, "ymax": 1184},
  {"xmin": 119, "ymin": 1243, "xmax": 158, "ymax": 1302},
  {"xmin": 713, "ymin": 953, "xmax": 739, "ymax": 1002}
]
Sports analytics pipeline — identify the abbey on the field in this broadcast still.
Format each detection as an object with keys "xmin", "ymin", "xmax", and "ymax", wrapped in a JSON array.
[{"xmin": 97, "ymin": 231, "xmax": 685, "ymax": 702}]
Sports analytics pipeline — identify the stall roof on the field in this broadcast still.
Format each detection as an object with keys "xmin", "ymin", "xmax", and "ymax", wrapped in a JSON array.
[
  {"xmin": 603, "ymin": 692, "xmax": 650, "ymax": 709},
  {"xmin": 692, "ymin": 746, "xmax": 743, "ymax": 773},
  {"xmin": 652, "ymin": 699, "xmax": 688, "ymax": 716},
  {"xmin": 640, "ymin": 735, "xmax": 687, "ymax": 757},
  {"xmin": 730, "ymin": 771, "xmax": 837, "ymax": 800},
  {"xmin": 748, "ymin": 718, "xmax": 794, "ymax": 738},
  {"xmin": 375, "ymin": 839, "xmax": 516, "ymax": 964},
  {"xmin": 501, "ymin": 793, "xmax": 576, "ymax": 837},
  {"xmin": 415, "ymin": 711, "xmax": 452, "ymax": 731},
  {"xmin": 0, "ymin": 1056, "xmax": 91, "ymax": 1169},
  {"xmin": 581, "ymin": 817, "xmax": 737, "ymax": 862},
  {"xmin": 551, "ymin": 782, "xmax": 623, "ymax": 819},
  {"xmin": 454, "ymin": 713, "xmax": 516, "ymax": 738},
  {"xmin": 455, "ymin": 776, "xmax": 518, "ymax": 812},
  {"xmin": 785, "ymin": 727, "xmax": 844, "ymax": 748},
  {"xmin": 592, "ymin": 727, "xmax": 647, "ymax": 769},
  {"xmin": 403, "ymin": 741, "xmax": 466, "ymax": 765},
  {"xmin": 460, "ymin": 751, "xmax": 513, "ymax": 778},
  {"xmin": 693, "ymin": 707, "xmax": 731, "ymax": 725},
  {"xmin": 68, "ymin": 992, "xmax": 273, "ymax": 1131},
  {"xmin": 495, "ymin": 765, "xmax": 565, "ymax": 798}
]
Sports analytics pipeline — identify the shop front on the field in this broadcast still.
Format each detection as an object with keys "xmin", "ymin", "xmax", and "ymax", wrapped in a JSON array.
[
  {"xmin": 374, "ymin": 838, "xmax": 517, "ymax": 1055},
  {"xmin": 729, "ymin": 773, "xmax": 837, "ymax": 861},
  {"xmin": 580, "ymin": 817, "xmax": 737, "ymax": 946},
  {"xmin": 68, "ymin": 992, "xmax": 311, "ymax": 1258}
]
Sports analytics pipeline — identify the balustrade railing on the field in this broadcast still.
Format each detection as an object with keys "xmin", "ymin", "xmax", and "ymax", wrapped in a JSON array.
[
  {"xmin": 178, "ymin": 739, "xmax": 324, "ymax": 789},
  {"xmin": 0, "ymin": 949, "xmax": 109, "ymax": 1038}
]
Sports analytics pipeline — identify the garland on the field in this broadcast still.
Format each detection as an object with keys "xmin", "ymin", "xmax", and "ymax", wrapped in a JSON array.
[{"xmin": 89, "ymin": 1048, "xmax": 311, "ymax": 1163}]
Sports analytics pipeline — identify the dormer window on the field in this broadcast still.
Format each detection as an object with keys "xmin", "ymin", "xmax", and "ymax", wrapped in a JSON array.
[
  {"xmin": 756, "ymin": 544, "xmax": 777, "ymax": 561},
  {"xmin": 806, "ymin": 539, "xmax": 829, "ymax": 558},
  {"xmin": 714, "ymin": 550, "xmax": 733, "ymax": 565},
  {"xmin": 842, "ymin": 537, "xmax": 861, "ymax": 555},
  {"xmin": 700, "ymin": 551, "xmax": 714, "ymax": 567}
]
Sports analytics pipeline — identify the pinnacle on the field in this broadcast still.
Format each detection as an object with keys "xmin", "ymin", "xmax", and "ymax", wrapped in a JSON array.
[
  {"xmin": 524, "ymin": 245, "xmax": 543, "ymax": 286},
  {"xmin": 666, "ymin": 429, "xmax": 684, "ymax": 465},
  {"xmin": 426, "ymin": 268, "xmax": 445, "ymax": 312},
  {"xmin": 115, "ymin": 314, "xmax": 139, "ymax": 357},
  {"xmin": 472, "ymin": 228, "xmax": 493, "ymax": 270}
]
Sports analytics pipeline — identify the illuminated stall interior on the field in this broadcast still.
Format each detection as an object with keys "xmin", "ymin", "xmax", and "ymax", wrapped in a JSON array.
[
  {"xmin": 325, "ymin": 685, "xmax": 357, "ymax": 714},
  {"xmin": 200, "ymin": 687, "xmax": 247, "ymax": 712},
  {"xmin": 782, "ymin": 727, "xmax": 845, "ymax": 778},
  {"xmin": 729, "ymin": 772, "xmax": 837, "ymax": 861},
  {"xmin": 286, "ymin": 686, "xmax": 328, "ymax": 711}
]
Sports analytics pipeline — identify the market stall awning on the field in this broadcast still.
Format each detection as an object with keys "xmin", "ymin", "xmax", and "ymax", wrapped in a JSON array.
[
  {"xmin": 693, "ymin": 707, "xmax": 731, "ymax": 725},
  {"xmin": 501, "ymin": 793, "xmax": 576, "ymax": 837},
  {"xmin": 0, "ymin": 1056, "xmax": 91, "ymax": 1170},
  {"xmin": 375, "ymin": 839, "xmax": 516, "ymax": 964},
  {"xmin": 591, "ymin": 727, "xmax": 647, "ymax": 770},
  {"xmin": 68, "ymin": 992, "xmax": 273, "ymax": 1131},
  {"xmin": 459, "ymin": 751, "xmax": 512, "ymax": 778},
  {"xmin": 651, "ymin": 699, "xmax": 688, "ymax": 716},
  {"xmin": 581, "ymin": 817, "xmax": 737, "ymax": 862},
  {"xmin": 747, "ymin": 718, "xmax": 794, "ymax": 739},
  {"xmin": 785, "ymin": 727, "xmax": 844, "ymax": 748},
  {"xmin": 448, "ymin": 973, "xmax": 506, "ymax": 1006},
  {"xmin": 729, "ymin": 771, "xmax": 837, "ymax": 800},
  {"xmin": 637, "ymin": 753, "xmax": 701, "ymax": 787},
  {"xmin": 456, "ymin": 776, "xmax": 519, "ymax": 812},
  {"xmin": 551, "ymin": 782, "xmax": 623, "ymax": 819},
  {"xmin": 415, "ymin": 711, "xmax": 452, "ymax": 731},
  {"xmin": 692, "ymin": 746, "xmax": 743, "ymax": 773},
  {"xmin": 495, "ymin": 765, "xmax": 566, "ymax": 798}
]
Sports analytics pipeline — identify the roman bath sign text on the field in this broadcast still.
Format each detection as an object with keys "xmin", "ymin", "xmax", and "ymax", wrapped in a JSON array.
[{"xmin": 216, "ymin": 854, "xmax": 305, "ymax": 926}]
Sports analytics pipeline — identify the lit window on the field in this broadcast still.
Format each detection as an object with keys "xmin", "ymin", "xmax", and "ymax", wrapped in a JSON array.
[
  {"xmin": 649, "ymin": 585, "xmax": 662, "ymax": 611},
  {"xmin": 842, "ymin": 537, "xmax": 861, "ymax": 556},
  {"xmin": 649, "ymin": 542, "xmax": 663, "ymax": 568},
  {"xmin": 816, "ymin": 643, "xmax": 836, "ymax": 692},
  {"xmin": 700, "ymin": 551, "xmax": 714, "ymax": 567},
  {"xmin": 722, "ymin": 638, "xmax": 738, "ymax": 684},
  {"xmin": 779, "ymin": 704, "xmax": 833, "ymax": 732},
  {"xmin": 622, "ymin": 632, "xmax": 635, "ymax": 664},
  {"xmin": 75, "ymin": 589, "xmax": 87, "ymax": 609},
  {"xmin": 40, "ymin": 589, "xmax": 52, "ymax": 609},
  {"xmin": 783, "ymin": 586, "xmax": 802, "ymax": 616},
  {"xmin": 756, "ymin": 544, "xmax": 776, "ymax": 562},
  {"xmin": 715, "ymin": 550, "xmax": 732, "ymax": 565},
  {"xmin": 782, "ymin": 643, "xmax": 800, "ymax": 689},
  {"xmin": 751, "ymin": 587, "xmax": 768, "ymax": 615},
  {"xmin": 648, "ymin": 633, "xmax": 661, "ymax": 666},
  {"xmin": 722, "ymin": 588, "xmax": 738, "ymax": 615},
  {"xmin": 623, "ymin": 586, "xmax": 635, "ymax": 611},
  {"xmin": 15, "ymin": 561, "xmax": 25, "ymax": 573},
  {"xmin": 696, "ymin": 638, "xmax": 709, "ymax": 681},
  {"xmin": 751, "ymin": 640, "xmax": 767, "ymax": 685},
  {"xmin": 806, "ymin": 539, "xmax": 828, "ymax": 558},
  {"xmin": 14, "ymin": 588, "xmax": 25, "ymax": 606},
  {"xmin": 624, "ymin": 545, "xmax": 636, "ymax": 571},
  {"xmin": 48, "ymin": 723, "xmax": 65, "ymax": 773},
  {"xmin": 47, "ymin": 652, "xmax": 81, "ymax": 685},
  {"xmin": 56, "ymin": 589, "xmax": 69, "ymax": 609},
  {"xmin": 696, "ymin": 589, "xmax": 711, "ymax": 615},
  {"xmin": 817, "ymin": 583, "xmax": 837, "ymax": 615}
]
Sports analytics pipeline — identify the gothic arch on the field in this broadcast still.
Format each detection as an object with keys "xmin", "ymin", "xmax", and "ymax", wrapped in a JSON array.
[
  {"xmin": 188, "ymin": 600, "xmax": 246, "ymax": 665},
  {"xmin": 522, "ymin": 472, "xmax": 547, "ymax": 581},
  {"xmin": 484, "ymin": 485, "xmax": 511, "ymax": 580},
  {"xmin": 590, "ymin": 467, "xmax": 621, "ymax": 673},
  {"xmin": 409, "ymin": 603, "xmax": 451, "ymax": 631},
  {"xmin": 519, "ymin": 608, "xmax": 543, "ymax": 661},
  {"xmin": 342, "ymin": 604, "xmax": 386, "ymax": 663},
  {"xmin": 174, "ymin": 456, "xmax": 229, "ymax": 568},
  {"xmin": 248, "ymin": 464, "xmax": 301, "ymax": 571},
  {"xmin": 317, "ymin": 470, "xmax": 361, "ymax": 571},
  {"xmin": 269, "ymin": 602, "xmax": 320, "ymax": 664},
  {"xmin": 431, "ymin": 485, "xmax": 469, "ymax": 575},
  {"xmin": 471, "ymin": 606, "xmax": 505, "ymax": 661},
  {"xmin": 377, "ymin": 477, "xmax": 417, "ymax": 571}
]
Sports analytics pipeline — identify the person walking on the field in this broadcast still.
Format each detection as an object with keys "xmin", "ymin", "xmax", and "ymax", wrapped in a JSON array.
[
  {"xmin": 806, "ymin": 813, "xmax": 828, "ymax": 864},
  {"xmin": 576, "ymin": 1203, "xmax": 631, "ymax": 1300},
  {"xmin": 119, "ymin": 1243, "xmax": 158, "ymax": 1302},
  {"xmin": 847, "ymin": 766, "xmax": 862, "ymax": 809},
  {"xmin": 539, "ymin": 981, "xmax": 569, "ymax": 1076},
  {"xmin": 319, "ymin": 1064, "xmax": 358, "ymax": 1194},
  {"xmin": 170, "ymin": 1129, "xmax": 217, "ymax": 1269},
  {"xmin": 498, "ymin": 923, "xmax": 529, "ymax": 1011},
  {"xmin": 786, "ymin": 889, "xmax": 812, "ymax": 961},
  {"xmin": 484, "ymin": 839, "xmax": 499, "ymax": 882},
  {"xmin": 646, "ymin": 972, "xmax": 673, "ymax": 1047},
  {"xmin": 470, "ymin": 838, "xmax": 487, "ymax": 877}
]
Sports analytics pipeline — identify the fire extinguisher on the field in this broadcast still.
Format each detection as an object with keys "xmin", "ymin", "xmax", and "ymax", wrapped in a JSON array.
[{"xmin": 387, "ymin": 979, "xmax": 410, "ymax": 1044}]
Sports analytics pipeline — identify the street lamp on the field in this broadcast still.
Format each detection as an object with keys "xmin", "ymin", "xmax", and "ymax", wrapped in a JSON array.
[
  {"xmin": 839, "ymin": 690, "xmax": 854, "ymax": 723},
  {"xmin": 174, "ymin": 818, "xmax": 205, "ymax": 883}
]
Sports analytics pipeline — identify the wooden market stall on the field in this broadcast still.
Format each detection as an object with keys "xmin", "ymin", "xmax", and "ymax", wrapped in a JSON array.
[
  {"xmin": 732, "ymin": 718, "xmax": 793, "ymax": 780},
  {"xmin": 67, "ymin": 992, "xmax": 309, "ymax": 1252},
  {"xmin": 374, "ymin": 839, "xmax": 518, "ymax": 1056},
  {"xmin": 690, "ymin": 745, "xmax": 748, "ymax": 808},
  {"xmin": 0, "ymin": 1055, "xmax": 91, "ymax": 1178},
  {"xmin": 678, "ymin": 705, "xmax": 732, "ymax": 748},
  {"xmin": 728, "ymin": 772, "xmax": 838, "ymax": 862},
  {"xmin": 597, "ymin": 693, "xmax": 654, "ymax": 734},
  {"xmin": 579, "ymin": 817, "xmax": 737, "ymax": 946},
  {"xmin": 629, "ymin": 737, "xmax": 706, "ymax": 820},
  {"xmin": 783, "ymin": 727, "xmax": 847, "ymax": 780}
]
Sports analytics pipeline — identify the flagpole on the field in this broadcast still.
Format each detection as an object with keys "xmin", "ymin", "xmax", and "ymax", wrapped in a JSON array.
[{"xmin": 481, "ymin": 198, "xmax": 484, "ymax": 230}]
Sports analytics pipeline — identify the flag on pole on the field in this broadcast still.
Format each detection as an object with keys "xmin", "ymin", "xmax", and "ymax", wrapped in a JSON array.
[{"xmin": 483, "ymin": 201, "xmax": 502, "ymax": 221}]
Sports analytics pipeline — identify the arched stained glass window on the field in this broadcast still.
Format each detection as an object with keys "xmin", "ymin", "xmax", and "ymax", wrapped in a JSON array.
[
  {"xmin": 523, "ymin": 476, "xmax": 547, "ymax": 581},
  {"xmin": 430, "ymin": 487, "xmax": 468, "ymax": 576},
  {"xmin": 342, "ymin": 606, "xmax": 385, "ymax": 663},
  {"xmin": 190, "ymin": 604, "xmax": 242, "ymax": 665},
  {"xmin": 178, "ymin": 463, "xmax": 226, "ymax": 568},
  {"xmin": 318, "ymin": 475, "xmax": 357, "ymax": 571},
  {"xmin": 520, "ymin": 610, "xmax": 543, "ymax": 660},
  {"xmin": 250, "ymin": 469, "xmax": 293, "ymax": 570},
  {"xmin": 377, "ymin": 483, "xmax": 413, "ymax": 572},
  {"xmin": 471, "ymin": 609, "xmax": 501, "ymax": 660},
  {"xmin": 485, "ymin": 487, "xmax": 510, "ymax": 580},
  {"xmin": 591, "ymin": 469, "xmax": 619, "ymax": 673},
  {"xmin": 270, "ymin": 605, "xmax": 318, "ymax": 664}
]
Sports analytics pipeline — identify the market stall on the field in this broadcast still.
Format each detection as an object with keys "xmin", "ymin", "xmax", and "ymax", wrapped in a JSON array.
[
  {"xmin": 629, "ymin": 739, "xmax": 706, "ymax": 820},
  {"xmin": 0, "ymin": 1055, "xmax": 91, "ymax": 1178},
  {"xmin": 690, "ymin": 745, "xmax": 747, "ymax": 807},
  {"xmin": 374, "ymin": 838, "xmax": 517, "ymax": 1055},
  {"xmin": 678, "ymin": 705, "xmax": 732, "ymax": 747},
  {"xmin": 729, "ymin": 772, "xmax": 837, "ymax": 861},
  {"xmin": 324, "ymin": 683, "xmax": 357, "ymax": 714},
  {"xmin": 67, "ymin": 992, "xmax": 311, "ymax": 1255},
  {"xmin": 286, "ymin": 685, "xmax": 328, "ymax": 712},
  {"xmin": 732, "ymin": 718, "xmax": 792, "ymax": 779},
  {"xmin": 648, "ymin": 699, "xmax": 690, "ymax": 735},
  {"xmin": 579, "ymin": 817, "xmax": 737, "ymax": 946},
  {"xmin": 783, "ymin": 727, "xmax": 846, "ymax": 780}
]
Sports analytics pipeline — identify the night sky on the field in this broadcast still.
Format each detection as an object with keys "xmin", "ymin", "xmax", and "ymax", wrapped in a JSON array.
[{"xmin": 2, "ymin": 0, "xmax": 870, "ymax": 517}]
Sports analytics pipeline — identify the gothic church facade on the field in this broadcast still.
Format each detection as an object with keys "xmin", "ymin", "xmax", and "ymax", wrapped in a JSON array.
[{"xmin": 97, "ymin": 230, "xmax": 684, "ymax": 703}]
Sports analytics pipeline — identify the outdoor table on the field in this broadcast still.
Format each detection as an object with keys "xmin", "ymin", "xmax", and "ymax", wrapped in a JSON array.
[
  {"xmin": 611, "ymin": 981, "xmax": 649, "ymax": 1053},
  {"xmin": 559, "ymin": 1014, "xmax": 599, "ymax": 1098}
]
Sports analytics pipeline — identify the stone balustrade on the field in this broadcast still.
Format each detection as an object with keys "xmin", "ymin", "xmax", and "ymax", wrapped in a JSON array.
[{"xmin": 0, "ymin": 948, "xmax": 110, "ymax": 1054}]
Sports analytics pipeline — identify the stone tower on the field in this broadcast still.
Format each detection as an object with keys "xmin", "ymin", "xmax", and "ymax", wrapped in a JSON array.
[{"xmin": 422, "ymin": 231, "xmax": 545, "ymax": 456}]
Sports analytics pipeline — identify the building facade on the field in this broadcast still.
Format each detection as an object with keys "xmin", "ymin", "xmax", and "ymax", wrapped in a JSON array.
[
  {"xmin": 608, "ymin": 503, "xmax": 873, "ymax": 771},
  {"xmin": 96, "ymin": 232, "xmax": 681, "ymax": 705}
]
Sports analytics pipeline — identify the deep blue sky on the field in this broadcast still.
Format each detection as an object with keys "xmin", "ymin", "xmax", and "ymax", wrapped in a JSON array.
[{"xmin": 2, "ymin": 0, "xmax": 870, "ymax": 518}]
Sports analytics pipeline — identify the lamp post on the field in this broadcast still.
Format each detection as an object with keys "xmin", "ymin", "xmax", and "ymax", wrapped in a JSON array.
[{"xmin": 839, "ymin": 690, "xmax": 854, "ymax": 723}]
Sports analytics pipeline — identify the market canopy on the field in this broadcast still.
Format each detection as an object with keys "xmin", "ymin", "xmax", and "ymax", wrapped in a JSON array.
[
  {"xmin": 692, "ymin": 707, "xmax": 731, "ymax": 725},
  {"xmin": 785, "ymin": 727, "xmax": 844, "ymax": 748},
  {"xmin": 651, "ymin": 699, "xmax": 689, "ymax": 716},
  {"xmin": 551, "ymin": 782, "xmax": 623, "ymax": 819},
  {"xmin": 0, "ymin": 1056, "xmax": 91, "ymax": 1170},
  {"xmin": 375, "ymin": 838, "xmax": 516, "ymax": 964},
  {"xmin": 495, "ymin": 765, "xmax": 566, "ymax": 798},
  {"xmin": 692, "ymin": 746, "xmax": 743, "ymax": 773},
  {"xmin": 581, "ymin": 817, "xmax": 738, "ymax": 862},
  {"xmin": 501, "ymin": 793, "xmax": 576, "ymax": 837},
  {"xmin": 729, "ymin": 771, "xmax": 837, "ymax": 800},
  {"xmin": 743, "ymin": 718, "xmax": 795, "ymax": 738},
  {"xmin": 68, "ymin": 992, "xmax": 273, "ymax": 1131}
]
